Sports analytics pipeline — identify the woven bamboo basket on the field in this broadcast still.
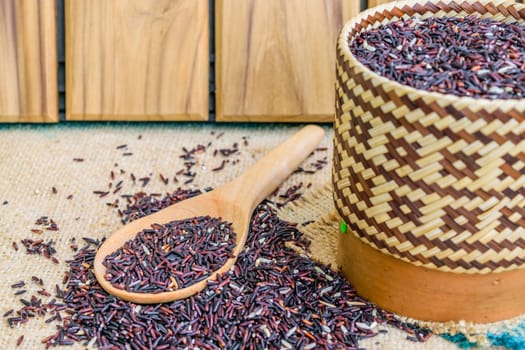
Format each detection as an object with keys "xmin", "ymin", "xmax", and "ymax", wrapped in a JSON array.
[{"xmin": 333, "ymin": 0, "xmax": 525, "ymax": 322}]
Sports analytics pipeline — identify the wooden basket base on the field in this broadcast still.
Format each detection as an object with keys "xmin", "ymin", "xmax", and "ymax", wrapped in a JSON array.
[{"xmin": 339, "ymin": 232, "xmax": 525, "ymax": 323}]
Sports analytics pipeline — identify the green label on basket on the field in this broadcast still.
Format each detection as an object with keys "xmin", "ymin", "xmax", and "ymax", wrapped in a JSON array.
[{"xmin": 340, "ymin": 220, "xmax": 347, "ymax": 234}]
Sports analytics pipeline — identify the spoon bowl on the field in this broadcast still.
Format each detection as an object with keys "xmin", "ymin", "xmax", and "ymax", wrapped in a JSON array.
[{"xmin": 93, "ymin": 125, "xmax": 325, "ymax": 303}]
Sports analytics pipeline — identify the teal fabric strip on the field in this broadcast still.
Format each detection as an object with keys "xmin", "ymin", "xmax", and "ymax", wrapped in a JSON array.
[
  {"xmin": 440, "ymin": 333, "xmax": 478, "ymax": 349},
  {"xmin": 440, "ymin": 322, "xmax": 525, "ymax": 350},
  {"xmin": 487, "ymin": 323, "xmax": 525, "ymax": 350}
]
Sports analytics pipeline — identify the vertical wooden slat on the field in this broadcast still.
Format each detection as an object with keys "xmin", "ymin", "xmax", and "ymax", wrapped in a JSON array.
[
  {"xmin": 343, "ymin": 0, "xmax": 361, "ymax": 20},
  {"xmin": 368, "ymin": 0, "xmax": 395, "ymax": 8},
  {"xmin": 0, "ymin": 0, "xmax": 57, "ymax": 122},
  {"xmin": 216, "ymin": 0, "xmax": 352, "ymax": 122},
  {"xmin": 66, "ymin": 0, "xmax": 209, "ymax": 121}
]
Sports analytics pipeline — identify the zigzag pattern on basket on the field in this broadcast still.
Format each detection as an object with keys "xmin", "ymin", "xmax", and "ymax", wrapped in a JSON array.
[{"xmin": 333, "ymin": 0, "xmax": 525, "ymax": 274}]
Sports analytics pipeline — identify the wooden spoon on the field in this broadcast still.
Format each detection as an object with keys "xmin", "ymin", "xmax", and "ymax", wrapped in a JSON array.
[{"xmin": 93, "ymin": 125, "xmax": 325, "ymax": 303}]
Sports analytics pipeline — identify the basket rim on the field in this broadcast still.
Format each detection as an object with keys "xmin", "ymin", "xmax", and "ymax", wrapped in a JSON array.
[{"xmin": 338, "ymin": 0, "xmax": 525, "ymax": 108}]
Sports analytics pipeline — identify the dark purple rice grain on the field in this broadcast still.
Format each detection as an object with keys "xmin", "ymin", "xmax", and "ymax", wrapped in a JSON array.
[
  {"xmin": 211, "ymin": 159, "xmax": 227, "ymax": 171},
  {"xmin": 34, "ymin": 216, "xmax": 47, "ymax": 225},
  {"xmin": 218, "ymin": 143, "xmax": 239, "ymax": 157},
  {"xmin": 93, "ymin": 190, "xmax": 110, "ymax": 198},
  {"xmin": 138, "ymin": 176, "xmax": 150, "ymax": 187},
  {"xmin": 35, "ymin": 216, "xmax": 60, "ymax": 231},
  {"xmin": 178, "ymin": 144, "xmax": 207, "ymax": 184},
  {"xmin": 276, "ymin": 183, "xmax": 304, "ymax": 208},
  {"xmin": 37, "ymin": 289, "xmax": 52, "ymax": 297},
  {"xmin": 20, "ymin": 239, "xmax": 57, "ymax": 259},
  {"xmin": 6, "ymin": 144, "xmax": 430, "ymax": 348},
  {"xmin": 31, "ymin": 276, "xmax": 44, "ymax": 286},
  {"xmin": 16, "ymin": 335, "xmax": 24, "ymax": 346},
  {"xmin": 103, "ymin": 216, "xmax": 237, "ymax": 293},
  {"xmin": 20, "ymin": 189, "xmax": 431, "ymax": 349},
  {"xmin": 350, "ymin": 16, "xmax": 525, "ymax": 99},
  {"xmin": 159, "ymin": 173, "xmax": 169, "ymax": 185},
  {"xmin": 119, "ymin": 189, "xmax": 201, "ymax": 224},
  {"xmin": 293, "ymin": 149, "xmax": 328, "ymax": 175},
  {"xmin": 3, "ymin": 309, "xmax": 14, "ymax": 317},
  {"xmin": 11, "ymin": 281, "xmax": 25, "ymax": 288}
]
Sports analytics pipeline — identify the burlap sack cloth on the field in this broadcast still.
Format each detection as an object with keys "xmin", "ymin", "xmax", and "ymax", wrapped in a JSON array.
[{"xmin": 0, "ymin": 123, "xmax": 517, "ymax": 349}]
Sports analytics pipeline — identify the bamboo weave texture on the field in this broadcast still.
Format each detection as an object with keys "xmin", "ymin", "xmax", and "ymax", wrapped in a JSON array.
[{"xmin": 333, "ymin": 0, "xmax": 525, "ymax": 274}]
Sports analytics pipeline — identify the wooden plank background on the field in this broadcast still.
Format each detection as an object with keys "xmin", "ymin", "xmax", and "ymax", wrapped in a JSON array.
[
  {"xmin": 0, "ymin": 0, "xmax": 57, "ymax": 122},
  {"xmin": 0, "ymin": 0, "xmax": 522, "ymax": 123},
  {"xmin": 368, "ymin": 0, "xmax": 396, "ymax": 7},
  {"xmin": 216, "ymin": 0, "xmax": 360, "ymax": 122},
  {"xmin": 65, "ymin": 0, "xmax": 209, "ymax": 121}
]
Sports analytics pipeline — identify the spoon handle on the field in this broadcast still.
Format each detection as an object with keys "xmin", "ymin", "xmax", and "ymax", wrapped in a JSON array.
[{"xmin": 222, "ymin": 125, "xmax": 325, "ymax": 209}]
